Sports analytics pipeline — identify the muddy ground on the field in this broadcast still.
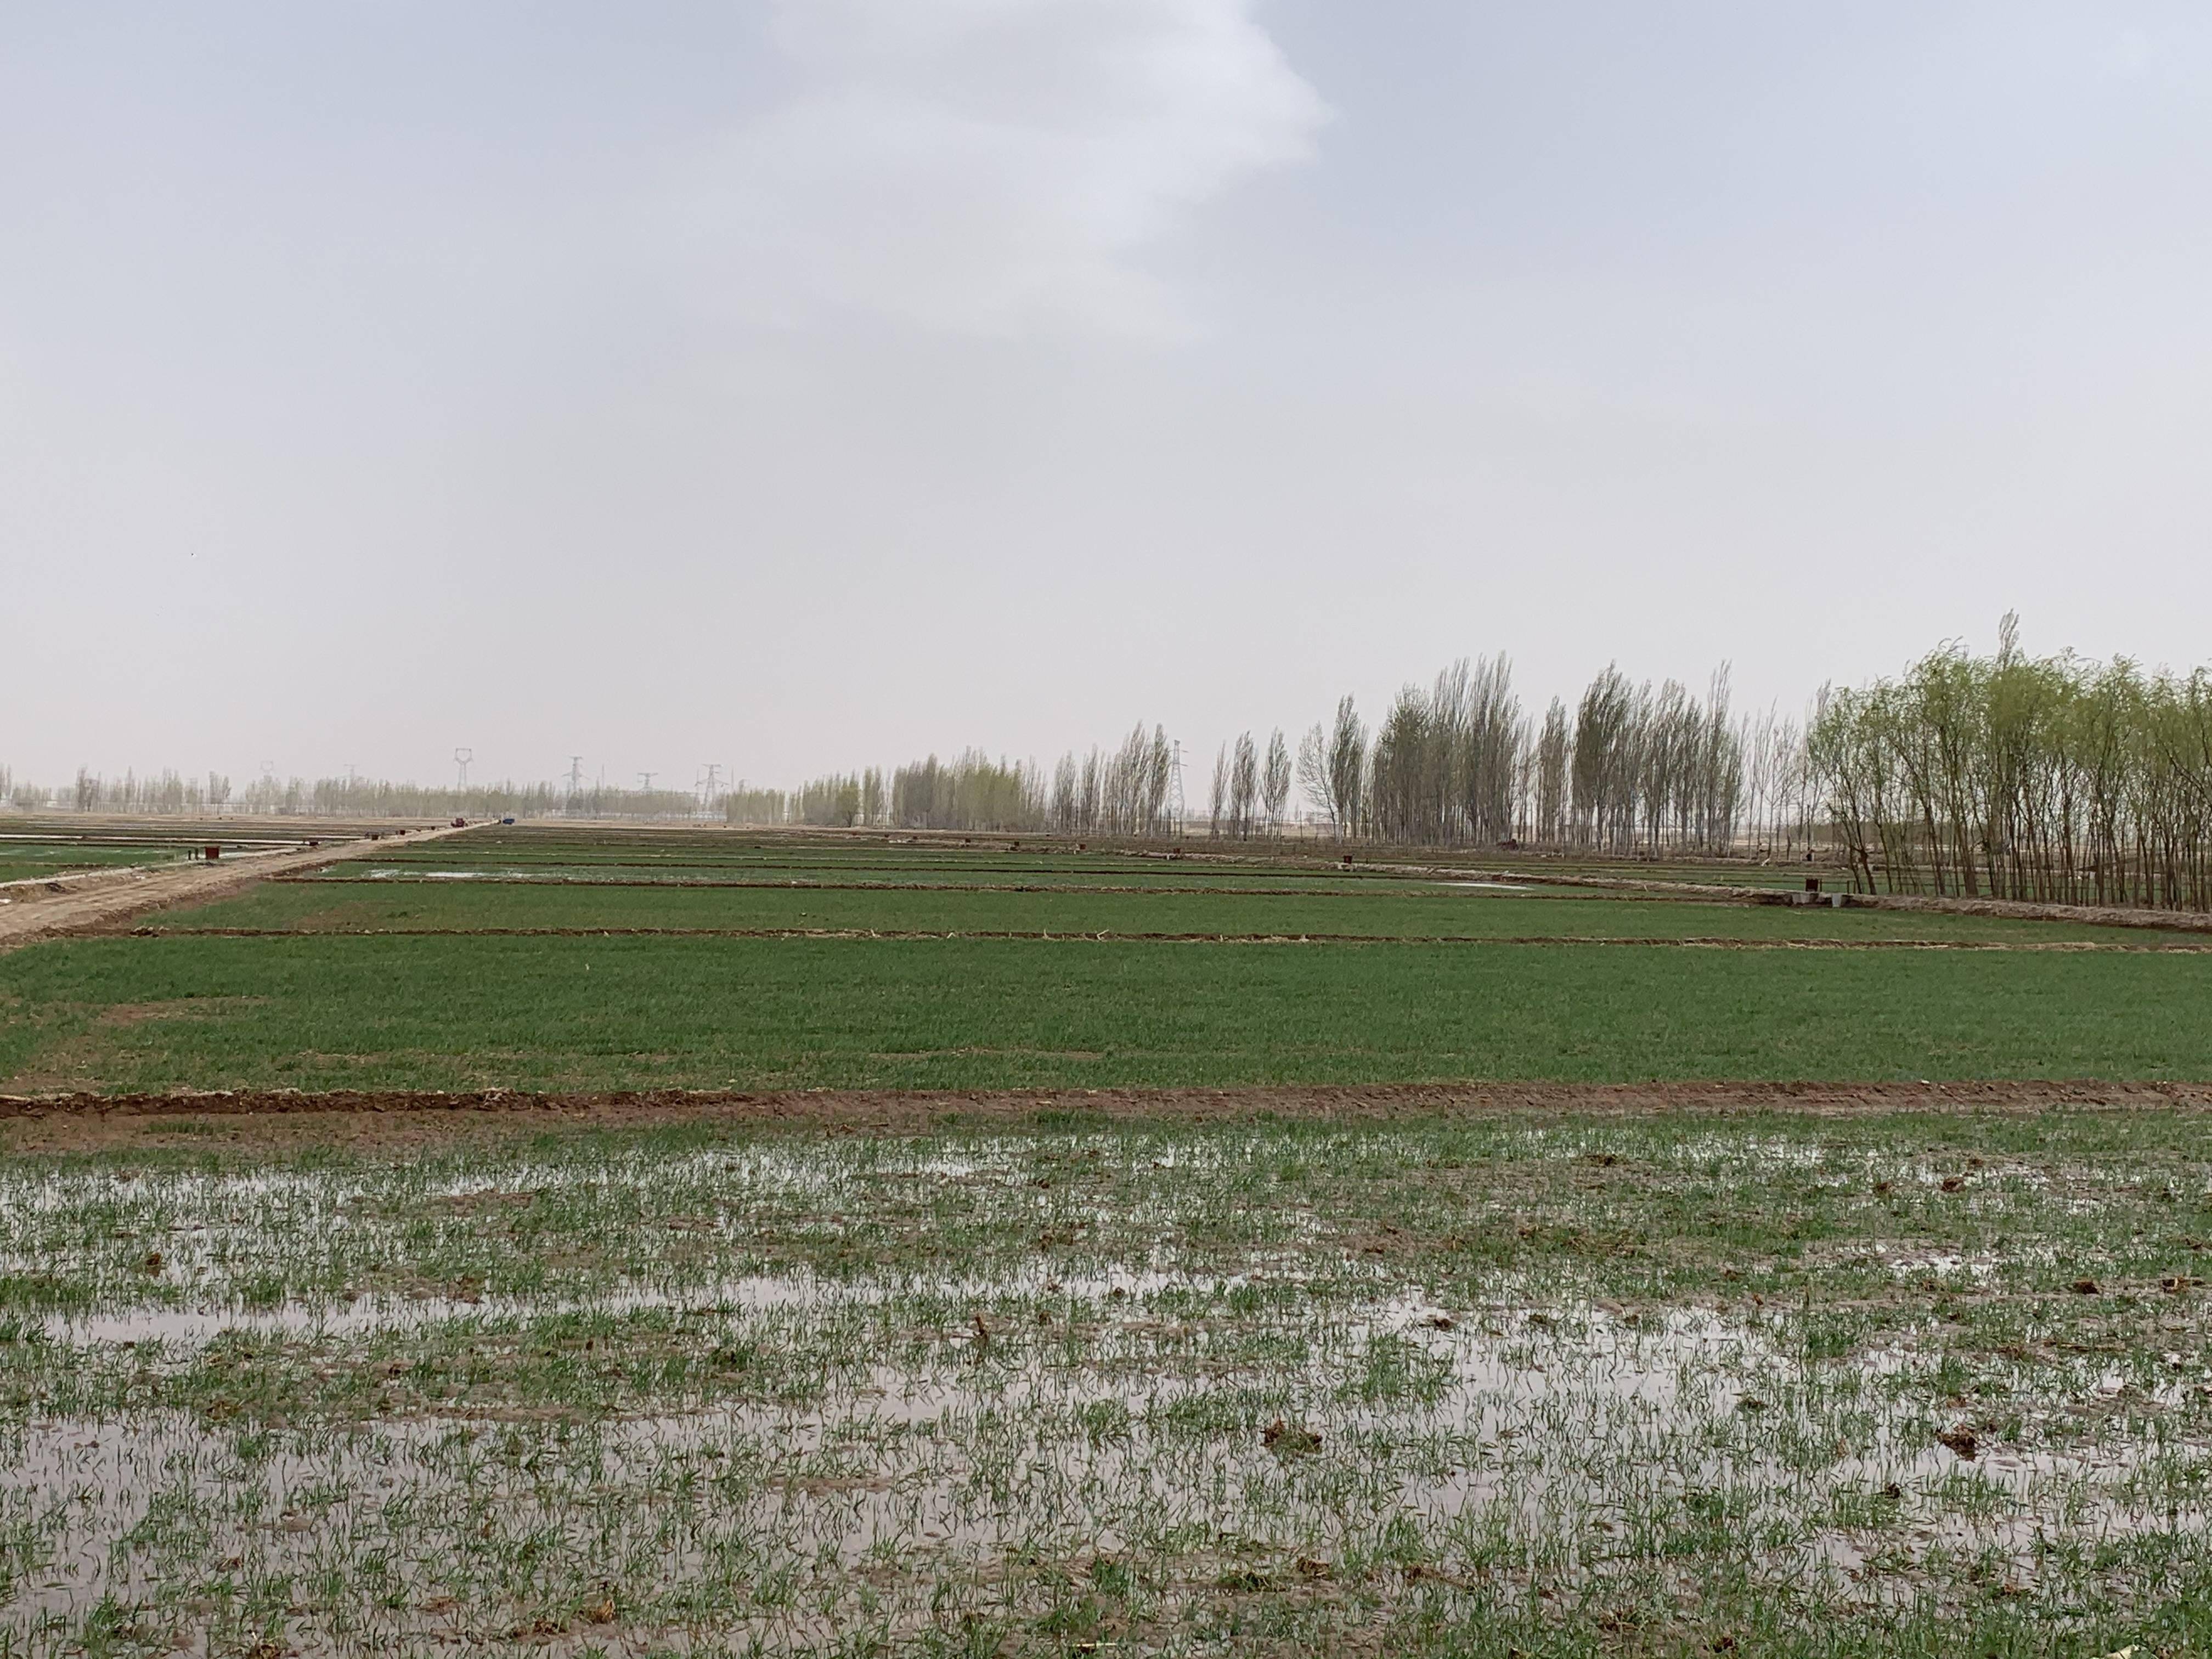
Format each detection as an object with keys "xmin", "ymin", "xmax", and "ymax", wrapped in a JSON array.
[{"xmin": 3, "ymin": 1077, "xmax": 2207, "ymax": 1154}]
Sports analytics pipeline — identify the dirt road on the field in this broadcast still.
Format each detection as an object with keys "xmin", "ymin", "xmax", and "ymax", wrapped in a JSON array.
[{"xmin": 0, "ymin": 823, "xmax": 472, "ymax": 954}]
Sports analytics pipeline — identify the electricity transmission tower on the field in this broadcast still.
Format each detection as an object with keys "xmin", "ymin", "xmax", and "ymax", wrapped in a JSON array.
[
  {"xmin": 1169, "ymin": 740, "xmax": 1186, "ymax": 836},
  {"xmin": 453, "ymin": 748, "xmax": 473, "ymax": 791}
]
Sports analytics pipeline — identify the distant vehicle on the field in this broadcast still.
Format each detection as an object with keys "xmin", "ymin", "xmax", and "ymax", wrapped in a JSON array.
[
  {"xmin": 452, "ymin": 817, "xmax": 467, "ymax": 828},
  {"xmin": 500, "ymin": 816, "xmax": 516, "ymax": 825}
]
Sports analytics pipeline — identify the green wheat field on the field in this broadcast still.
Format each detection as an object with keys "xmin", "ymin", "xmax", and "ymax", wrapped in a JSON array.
[{"xmin": 3, "ymin": 822, "xmax": 2209, "ymax": 1656}]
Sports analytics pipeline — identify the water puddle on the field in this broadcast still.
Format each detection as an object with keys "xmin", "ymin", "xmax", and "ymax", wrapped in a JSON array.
[
  {"xmin": 8, "ymin": 1287, "xmax": 2207, "ymax": 1651},
  {"xmin": 4, "ymin": 1140, "xmax": 2206, "ymax": 1649},
  {"xmin": 37, "ymin": 1263, "xmax": 1286, "ymax": 1348}
]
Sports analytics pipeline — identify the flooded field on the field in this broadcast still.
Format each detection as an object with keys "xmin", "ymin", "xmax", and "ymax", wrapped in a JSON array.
[{"xmin": 3, "ymin": 1107, "xmax": 2207, "ymax": 1655}]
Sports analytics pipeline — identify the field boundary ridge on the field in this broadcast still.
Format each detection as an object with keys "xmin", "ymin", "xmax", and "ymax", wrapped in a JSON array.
[{"xmin": 5, "ymin": 1077, "xmax": 2210, "ymax": 1124}]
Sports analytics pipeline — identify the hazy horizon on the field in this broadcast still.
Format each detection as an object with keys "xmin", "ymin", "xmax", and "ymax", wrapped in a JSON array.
[{"xmin": 10, "ymin": 3, "xmax": 2211, "ymax": 793}]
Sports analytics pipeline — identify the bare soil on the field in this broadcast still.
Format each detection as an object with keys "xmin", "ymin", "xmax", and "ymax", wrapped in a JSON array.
[{"xmin": 3, "ymin": 1079, "xmax": 2206, "ymax": 1154}]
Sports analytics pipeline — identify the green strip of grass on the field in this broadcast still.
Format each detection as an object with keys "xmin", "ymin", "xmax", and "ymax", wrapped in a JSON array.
[
  {"xmin": 289, "ymin": 862, "xmax": 1458, "ymax": 890},
  {"xmin": 155, "ymin": 877, "xmax": 2166, "ymax": 945},
  {"xmin": 0, "ymin": 845, "xmax": 194, "ymax": 882},
  {"xmin": 368, "ymin": 826, "xmax": 1856, "ymax": 890},
  {"xmin": 5, "ymin": 933, "xmax": 2211, "ymax": 1093}
]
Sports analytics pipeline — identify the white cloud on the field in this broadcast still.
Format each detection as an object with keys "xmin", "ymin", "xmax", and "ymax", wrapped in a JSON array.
[{"xmin": 694, "ymin": 0, "xmax": 1329, "ymax": 338}]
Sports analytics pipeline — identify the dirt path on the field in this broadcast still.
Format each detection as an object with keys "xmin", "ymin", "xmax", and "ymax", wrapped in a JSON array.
[
  {"xmin": 0, "ymin": 824, "xmax": 473, "ymax": 954},
  {"xmin": 2, "ymin": 1079, "xmax": 2205, "ymax": 1153}
]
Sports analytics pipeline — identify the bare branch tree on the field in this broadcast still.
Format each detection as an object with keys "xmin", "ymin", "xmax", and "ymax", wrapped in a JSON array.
[{"xmin": 1261, "ymin": 729, "xmax": 1291, "ymax": 834}]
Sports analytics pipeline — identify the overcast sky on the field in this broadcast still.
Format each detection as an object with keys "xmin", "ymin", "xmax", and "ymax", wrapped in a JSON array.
[{"xmin": 7, "ymin": 2, "xmax": 2210, "ymax": 792}]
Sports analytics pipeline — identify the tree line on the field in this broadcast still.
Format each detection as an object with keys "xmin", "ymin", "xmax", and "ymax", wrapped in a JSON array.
[
  {"xmin": 770, "ymin": 659, "xmax": 1819, "ymax": 856},
  {"xmin": 29, "ymin": 623, "xmax": 2212, "ymax": 911},
  {"xmin": 767, "ymin": 728, "xmax": 1179, "ymax": 837},
  {"xmin": 1813, "ymin": 616, "xmax": 2212, "ymax": 909},
  {"xmin": 1272, "ymin": 657, "xmax": 1812, "ymax": 855},
  {"xmin": 14, "ymin": 770, "xmax": 239, "ymax": 816},
  {"xmin": 1, "ymin": 771, "xmax": 753, "ymax": 823},
  {"xmin": 11, "ymin": 659, "xmax": 1820, "ymax": 856}
]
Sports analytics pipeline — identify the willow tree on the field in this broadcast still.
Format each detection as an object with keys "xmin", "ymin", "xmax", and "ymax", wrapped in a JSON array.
[
  {"xmin": 890, "ymin": 752, "xmax": 1045, "ymax": 831},
  {"xmin": 1810, "ymin": 619, "xmax": 2212, "ymax": 910}
]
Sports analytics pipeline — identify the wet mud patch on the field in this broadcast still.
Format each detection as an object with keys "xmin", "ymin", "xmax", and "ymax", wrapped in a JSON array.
[
  {"xmin": 5, "ymin": 1278, "xmax": 2204, "ymax": 1652},
  {"xmin": 2, "ymin": 1078, "xmax": 2209, "ymax": 1157},
  {"xmin": 3, "ymin": 1110, "xmax": 2209, "ymax": 1650}
]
